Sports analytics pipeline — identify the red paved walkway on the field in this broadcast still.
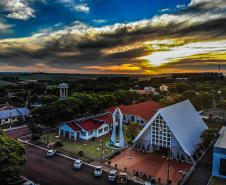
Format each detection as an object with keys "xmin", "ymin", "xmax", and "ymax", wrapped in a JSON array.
[{"xmin": 110, "ymin": 149, "xmax": 192, "ymax": 185}]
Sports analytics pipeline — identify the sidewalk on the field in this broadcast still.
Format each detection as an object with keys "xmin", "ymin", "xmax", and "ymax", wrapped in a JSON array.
[{"xmin": 90, "ymin": 161, "xmax": 144, "ymax": 184}]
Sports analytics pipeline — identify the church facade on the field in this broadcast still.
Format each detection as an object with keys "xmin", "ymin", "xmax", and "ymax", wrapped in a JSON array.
[{"xmin": 133, "ymin": 100, "xmax": 208, "ymax": 163}]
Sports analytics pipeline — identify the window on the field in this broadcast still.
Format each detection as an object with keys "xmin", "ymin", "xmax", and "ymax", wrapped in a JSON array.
[
  {"xmin": 71, "ymin": 132, "xmax": 75, "ymax": 139},
  {"xmin": 220, "ymin": 158, "xmax": 226, "ymax": 176},
  {"xmin": 98, "ymin": 128, "xmax": 103, "ymax": 134},
  {"xmin": 88, "ymin": 131, "xmax": 93, "ymax": 136},
  {"xmin": 123, "ymin": 115, "xmax": 126, "ymax": 120},
  {"xmin": 104, "ymin": 127, "xmax": 108, "ymax": 132},
  {"xmin": 81, "ymin": 131, "xmax": 86, "ymax": 136},
  {"xmin": 60, "ymin": 129, "xmax": 64, "ymax": 136},
  {"xmin": 131, "ymin": 116, "xmax": 134, "ymax": 122}
]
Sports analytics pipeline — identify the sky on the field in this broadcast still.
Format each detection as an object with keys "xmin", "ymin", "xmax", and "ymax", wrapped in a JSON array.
[{"xmin": 0, "ymin": 0, "xmax": 226, "ymax": 74}]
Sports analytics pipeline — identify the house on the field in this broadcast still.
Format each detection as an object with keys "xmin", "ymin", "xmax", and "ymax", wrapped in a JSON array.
[
  {"xmin": 133, "ymin": 100, "xmax": 208, "ymax": 163},
  {"xmin": 159, "ymin": 84, "xmax": 168, "ymax": 92},
  {"xmin": 106, "ymin": 101, "xmax": 163, "ymax": 126},
  {"xmin": 0, "ymin": 107, "xmax": 30, "ymax": 125},
  {"xmin": 58, "ymin": 113, "xmax": 113, "ymax": 140},
  {"xmin": 212, "ymin": 126, "xmax": 226, "ymax": 179},
  {"xmin": 135, "ymin": 87, "xmax": 158, "ymax": 96}
]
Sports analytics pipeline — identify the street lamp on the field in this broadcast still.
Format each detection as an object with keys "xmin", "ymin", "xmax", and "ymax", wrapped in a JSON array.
[
  {"xmin": 128, "ymin": 147, "xmax": 132, "ymax": 159},
  {"xmin": 99, "ymin": 140, "xmax": 104, "ymax": 162},
  {"xmin": 167, "ymin": 147, "xmax": 171, "ymax": 185}
]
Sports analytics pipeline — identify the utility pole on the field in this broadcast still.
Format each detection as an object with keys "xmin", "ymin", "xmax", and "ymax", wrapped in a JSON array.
[{"xmin": 167, "ymin": 147, "xmax": 170, "ymax": 185}]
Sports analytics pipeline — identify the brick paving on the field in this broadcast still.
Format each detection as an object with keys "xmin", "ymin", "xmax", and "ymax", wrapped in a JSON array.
[{"xmin": 110, "ymin": 149, "xmax": 192, "ymax": 185}]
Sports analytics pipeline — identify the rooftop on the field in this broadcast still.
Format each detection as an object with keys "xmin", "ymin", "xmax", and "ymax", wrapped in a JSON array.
[
  {"xmin": 106, "ymin": 101, "xmax": 163, "ymax": 121},
  {"xmin": 215, "ymin": 126, "xmax": 226, "ymax": 149}
]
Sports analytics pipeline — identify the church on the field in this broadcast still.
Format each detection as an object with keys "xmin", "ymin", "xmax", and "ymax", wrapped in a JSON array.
[{"xmin": 133, "ymin": 100, "xmax": 208, "ymax": 163}]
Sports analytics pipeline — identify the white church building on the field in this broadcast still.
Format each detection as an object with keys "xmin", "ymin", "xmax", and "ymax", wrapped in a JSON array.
[{"xmin": 133, "ymin": 100, "xmax": 208, "ymax": 163}]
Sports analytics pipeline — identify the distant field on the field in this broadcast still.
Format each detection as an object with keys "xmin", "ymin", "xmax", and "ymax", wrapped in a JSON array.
[
  {"xmin": 0, "ymin": 73, "xmax": 154, "ymax": 82},
  {"xmin": 0, "ymin": 73, "xmax": 100, "ymax": 81},
  {"xmin": 0, "ymin": 80, "xmax": 16, "ymax": 86}
]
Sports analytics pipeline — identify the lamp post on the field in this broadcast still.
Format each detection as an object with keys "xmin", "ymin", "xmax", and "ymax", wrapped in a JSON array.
[
  {"xmin": 99, "ymin": 140, "xmax": 104, "ymax": 162},
  {"xmin": 128, "ymin": 147, "xmax": 132, "ymax": 159},
  {"xmin": 167, "ymin": 147, "xmax": 170, "ymax": 185}
]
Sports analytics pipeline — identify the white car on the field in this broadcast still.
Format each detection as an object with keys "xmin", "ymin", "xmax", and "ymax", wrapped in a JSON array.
[
  {"xmin": 46, "ymin": 150, "xmax": 57, "ymax": 157},
  {"xmin": 94, "ymin": 166, "xmax": 103, "ymax": 177},
  {"xmin": 23, "ymin": 180, "xmax": 38, "ymax": 185},
  {"xmin": 73, "ymin": 160, "xmax": 82, "ymax": 169},
  {"xmin": 108, "ymin": 170, "xmax": 118, "ymax": 181}
]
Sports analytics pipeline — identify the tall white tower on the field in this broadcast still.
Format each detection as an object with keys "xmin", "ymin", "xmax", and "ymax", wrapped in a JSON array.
[{"xmin": 58, "ymin": 83, "xmax": 69, "ymax": 99}]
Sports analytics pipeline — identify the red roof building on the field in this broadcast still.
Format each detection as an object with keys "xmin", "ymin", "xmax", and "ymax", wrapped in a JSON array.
[
  {"xmin": 67, "ymin": 122, "xmax": 81, "ymax": 132},
  {"xmin": 106, "ymin": 101, "xmax": 163, "ymax": 124}
]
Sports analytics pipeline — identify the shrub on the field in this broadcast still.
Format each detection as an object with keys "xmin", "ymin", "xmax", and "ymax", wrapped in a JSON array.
[
  {"xmin": 32, "ymin": 134, "xmax": 40, "ymax": 141},
  {"xmin": 54, "ymin": 141, "xmax": 63, "ymax": 148},
  {"xmin": 78, "ymin": 150, "xmax": 84, "ymax": 157}
]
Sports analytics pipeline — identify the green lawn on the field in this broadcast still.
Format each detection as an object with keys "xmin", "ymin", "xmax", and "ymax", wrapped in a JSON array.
[
  {"xmin": 40, "ymin": 132, "xmax": 118, "ymax": 161},
  {"xmin": 209, "ymin": 177, "xmax": 226, "ymax": 185}
]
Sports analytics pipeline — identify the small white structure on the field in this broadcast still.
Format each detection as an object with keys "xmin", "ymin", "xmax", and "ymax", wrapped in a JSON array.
[
  {"xmin": 110, "ymin": 108, "xmax": 125, "ymax": 148},
  {"xmin": 159, "ymin": 84, "xmax": 168, "ymax": 92},
  {"xmin": 58, "ymin": 83, "xmax": 69, "ymax": 99}
]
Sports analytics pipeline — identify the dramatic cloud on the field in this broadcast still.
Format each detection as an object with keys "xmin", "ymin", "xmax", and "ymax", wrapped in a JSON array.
[
  {"xmin": 0, "ymin": 0, "xmax": 226, "ymax": 73},
  {"xmin": 74, "ymin": 4, "xmax": 90, "ymax": 13},
  {"xmin": 0, "ymin": 0, "xmax": 36, "ymax": 20},
  {"xmin": 0, "ymin": 18, "xmax": 13, "ymax": 33}
]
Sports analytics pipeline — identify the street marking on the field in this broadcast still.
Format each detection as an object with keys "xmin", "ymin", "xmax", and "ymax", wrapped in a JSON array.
[{"xmin": 19, "ymin": 138, "xmax": 144, "ymax": 184}]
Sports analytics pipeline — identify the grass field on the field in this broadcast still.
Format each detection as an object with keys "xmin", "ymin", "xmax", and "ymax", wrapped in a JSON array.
[
  {"xmin": 40, "ymin": 132, "xmax": 118, "ymax": 161},
  {"xmin": 0, "ymin": 80, "xmax": 16, "ymax": 86}
]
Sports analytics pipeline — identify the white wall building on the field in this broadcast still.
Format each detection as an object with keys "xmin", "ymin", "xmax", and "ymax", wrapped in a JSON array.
[
  {"xmin": 0, "ymin": 107, "xmax": 30, "ymax": 125},
  {"xmin": 58, "ymin": 113, "xmax": 112, "ymax": 141},
  {"xmin": 159, "ymin": 84, "xmax": 168, "ymax": 92},
  {"xmin": 106, "ymin": 101, "xmax": 163, "ymax": 126},
  {"xmin": 133, "ymin": 100, "xmax": 208, "ymax": 162}
]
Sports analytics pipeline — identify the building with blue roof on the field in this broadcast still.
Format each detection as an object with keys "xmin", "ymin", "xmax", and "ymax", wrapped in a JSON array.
[
  {"xmin": 133, "ymin": 100, "xmax": 208, "ymax": 163},
  {"xmin": 212, "ymin": 126, "xmax": 226, "ymax": 179},
  {"xmin": 0, "ymin": 107, "xmax": 30, "ymax": 126}
]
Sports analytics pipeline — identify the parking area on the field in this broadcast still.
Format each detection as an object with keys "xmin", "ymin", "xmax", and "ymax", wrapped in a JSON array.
[
  {"xmin": 110, "ymin": 149, "xmax": 192, "ymax": 185},
  {"xmin": 22, "ymin": 144, "xmax": 140, "ymax": 185}
]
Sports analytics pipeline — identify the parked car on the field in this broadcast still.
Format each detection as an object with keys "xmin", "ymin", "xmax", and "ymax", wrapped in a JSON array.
[
  {"xmin": 73, "ymin": 160, "xmax": 82, "ymax": 169},
  {"xmin": 108, "ymin": 170, "xmax": 118, "ymax": 181},
  {"xmin": 144, "ymin": 182, "xmax": 152, "ymax": 185},
  {"xmin": 94, "ymin": 166, "xmax": 103, "ymax": 177},
  {"xmin": 23, "ymin": 180, "xmax": 38, "ymax": 185},
  {"xmin": 117, "ymin": 172, "xmax": 128, "ymax": 184},
  {"xmin": 46, "ymin": 150, "xmax": 57, "ymax": 157}
]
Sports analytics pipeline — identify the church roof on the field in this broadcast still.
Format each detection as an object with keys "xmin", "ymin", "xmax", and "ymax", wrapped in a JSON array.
[
  {"xmin": 106, "ymin": 101, "xmax": 163, "ymax": 121},
  {"xmin": 133, "ymin": 100, "xmax": 208, "ymax": 157}
]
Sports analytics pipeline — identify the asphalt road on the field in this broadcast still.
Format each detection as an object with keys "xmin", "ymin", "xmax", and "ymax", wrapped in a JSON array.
[
  {"xmin": 184, "ymin": 146, "xmax": 213, "ymax": 185},
  {"xmin": 22, "ymin": 144, "xmax": 140, "ymax": 185},
  {"xmin": 5, "ymin": 126, "xmax": 31, "ymax": 139}
]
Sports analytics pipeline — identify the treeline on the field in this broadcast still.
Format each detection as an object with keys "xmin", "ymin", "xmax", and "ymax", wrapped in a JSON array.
[
  {"xmin": 31, "ymin": 90, "xmax": 147, "ymax": 127},
  {"xmin": 172, "ymin": 72, "xmax": 224, "ymax": 81}
]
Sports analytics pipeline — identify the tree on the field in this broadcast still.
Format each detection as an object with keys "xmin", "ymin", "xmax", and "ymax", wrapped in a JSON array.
[
  {"xmin": 125, "ymin": 122, "xmax": 142, "ymax": 141},
  {"xmin": 0, "ymin": 130, "xmax": 26, "ymax": 184},
  {"xmin": 217, "ymin": 100, "xmax": 226, "ymax": 109}
]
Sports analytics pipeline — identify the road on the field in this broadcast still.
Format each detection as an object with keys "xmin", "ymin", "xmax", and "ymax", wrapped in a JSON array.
[
  {"xmin": 184, "ymin": 146, "xmax": 213, "ymax": 185},
  {"xmin": 22, "ymin": 144, "xmax": 140, "ymax": 185},
  {"xmin": 5, "ymin": 125, "xmax": 31, "ymax": 139}
]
